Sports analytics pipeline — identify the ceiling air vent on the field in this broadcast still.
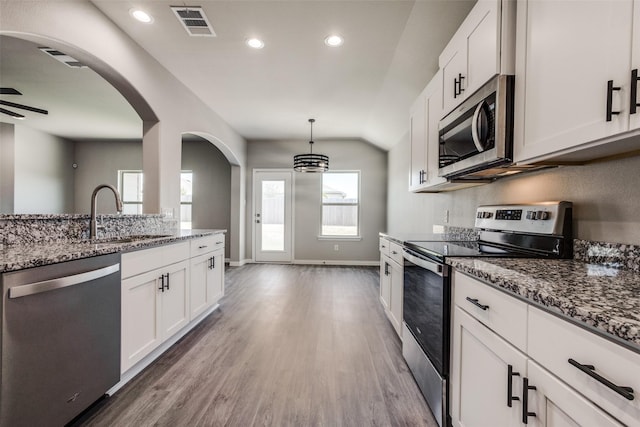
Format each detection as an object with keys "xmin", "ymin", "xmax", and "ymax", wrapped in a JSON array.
[
  {"xmin": 170, "ymin": 6, "xmax": 216, "ymax": 37},
  {"xmin": 38, "ymin": 47, "xmax": 87, "ymax": 68}
]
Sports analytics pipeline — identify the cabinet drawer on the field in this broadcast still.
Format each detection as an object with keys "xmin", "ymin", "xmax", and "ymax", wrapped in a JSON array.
[
  {"xmin": 528, "ymin": 307, "xmax": 640, "ymax": 426},
  {"xmin": 122, "ymin": 241, "xmax": 190, "ymax": 279},
  {"xmin": 453, "ymin": 271, "xmax": 528, "ymax": 351},
  {"xmin": 190, "ymin": 234, "xmax": 225, "ymax": 257},
  {"xmin": 379, "ymin": 238, "xmax": 390, "ymax": 257},
  {"xmin": 389, "ymin": 242, "xmax": 403, "ymax": 265}
]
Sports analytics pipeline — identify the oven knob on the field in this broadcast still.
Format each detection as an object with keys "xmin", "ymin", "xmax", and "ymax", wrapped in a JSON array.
[
  {"xmin": 477, "ymin": 212, "xmax": 483, "ymax": 219},
  {"xmin": 484, "ymin": 212, "xmax": 493, "ymax": 219},
  {"xmin": 538, "ymin": 211, "xmax": 550, "ymax": 220}
]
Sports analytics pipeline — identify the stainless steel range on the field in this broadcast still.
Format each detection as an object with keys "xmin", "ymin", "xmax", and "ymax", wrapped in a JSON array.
[{"xmin": 401, "ymin": 201, "xmax": 573, "ymax": 427}]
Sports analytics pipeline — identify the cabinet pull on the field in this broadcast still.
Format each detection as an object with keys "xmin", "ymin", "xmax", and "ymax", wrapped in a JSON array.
[
  {"xmin": 606, "ymin": 80, "xmax": 621, "ymax": 121},
  {"xmin": 164, "ymin": 273, "xmax": 170, "ymax": 291},
  {"xmin": 568, "ymin": 358, "xmax": 634, "ymax": 401},
  {"xmin": 454, "ymin": 73, "xmax": 465, "ymax": 98},
  {"xmin": 158, "ymin": 274, "xmax": 165, "ymax": 292},
  {"xmin": 198, "ymin": 245, "xmax": 208, "ymax": 249},
  {"xmin": 216, "ymin": 241, "xmax": 223, "ymax": 245},
  {"xmin": 631, "ymin": 69, "xmax": 639, "ymax": 115},
  {"xmin": 522, "ymin": 377, "xmax": 537, "ymax": 424},
  {"xmin": 507, "ymin": 364, "xmax": 521, "ymax": 407},
  {"xmin": 211, "ymin": 256, "xmax": 215, "ymax": 269},
  {"xmin": 465, "ymin": 297, "xmax": 489, "ymax": 311},
  {"xmin": 384, "ymin": 262, "xmax": 390, "ymax": 276}
]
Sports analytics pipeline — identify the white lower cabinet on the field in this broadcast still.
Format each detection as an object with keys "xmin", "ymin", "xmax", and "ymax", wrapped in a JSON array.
[
  {"xmin": 189, "ymin": 248, "xmax": 224, "ymax": 320},
  {"xmin": 451, "ymin": 271, "xmax": 631, "ymax": 427},
  {"xmin": 526, "ymin": 361, "xmax": 622, "ymax": 427},
  {"xmin": 451, "ymin": 306, "xmax": 526, "ymax": 427},
  {"xmin": 120, "ymin": 233, "xmax": 226, "ymax": 375},
  {"xmin": 379, "ymin": 238, "xmax": 403, "ymax": 337},
  {"xmin": 121, "ymin": 257, "xmax": 189, "ymax": 373}
]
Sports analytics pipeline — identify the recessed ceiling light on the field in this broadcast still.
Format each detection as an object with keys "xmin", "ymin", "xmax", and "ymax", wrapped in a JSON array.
[
  {"xmin": 246, "ymin": 38, "xmax": 265, "ymax": 49},
  {"xmin": 130, "ymin": 9, "xmax": 153, "ymax": 23},
  {"xmin": 324, "ymin": 35, "xmax": 344, "ymax": 47}
]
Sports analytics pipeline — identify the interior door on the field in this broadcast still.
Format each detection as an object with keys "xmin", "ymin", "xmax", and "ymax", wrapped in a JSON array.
[{"xmin": 254, "ymin": 170, "xmax": 293, "ymax": 262}]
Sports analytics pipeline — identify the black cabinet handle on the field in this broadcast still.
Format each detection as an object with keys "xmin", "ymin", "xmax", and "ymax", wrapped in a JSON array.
[
  {"xmin": 454, "ymin": 77, "xmax": 459, "ymax": 98},
  {"xmin": 384, "ymin": 262, "xmax": 390, "ymax": 276},
  {"xmin": 158, "ymin": 274, "xmax": 165, "ymax": 292},
  {"xmin": 454, "ymin": 73, "xmax": 466, "ymax": 98},
  {"xmin": 606, "ymin": 80, "xmax": 621, "ymax": 121},
  {"xmin": 568, "ymin": 358, "xmax": 634, "ymax": 401},
  {"xmin": 631, "ymin": 69, "xmax": 639, "ymax": 115},
  {"xmin": 507, "ymin": 364, "xmax": 521, "ymax": 407},
  {"xmin": 465, "ymin": 296, "xmax": 489, "ymax": 310},
  {"xmin": 211, "ymin": 256, "xmax": 216, "ymax": 269},
  {"xmin": 164, "ymin": 273, "xmax": 170, "ymax": 291},
  {"xmin": 522, "ymin": 377, "xmax": 537, "ymax": 424}
]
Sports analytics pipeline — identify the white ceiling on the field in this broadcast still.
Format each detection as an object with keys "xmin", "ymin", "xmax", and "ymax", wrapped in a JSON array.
[{"xmin": 0, "ymin": 0, "xmax": 475, "ymax": 150}]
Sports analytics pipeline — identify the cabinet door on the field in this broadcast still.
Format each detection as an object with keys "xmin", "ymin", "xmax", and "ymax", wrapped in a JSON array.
[
  {"xmin": 631, "ymin": 0, "xmax": 640, "ymax": 131},
  {"xmin": 409, "ymin": 91, "xmax": 427, "ymax": 191},
  {"xmin": 379, "ymin": 255, "xmax": 391, "ymax": 309},
  {"xmin": 525, "ymin": 361, "xmax": 623, "ymax": 427},
  {"xmin": 440, "ymin": 36, "xmax": 467, "ymax": 115},
  {"xmin": 207, "ymin": 250, "xmax": 225, "ymax": 305},
  {"xmin": 121, "ymin": 269, "xmax": 162, "ymax": 373},
  {"xmin": 465, "ymin": 0, "xmax": 500, "ymax": 98},
  {"xmin": 389, "ymin": 259, "xmax": 403, "ymax": 336},
  {"xmin": 189, "ymin": 254, "xmax": 210, "ymax": 319},
  {"xmin": 161, "ymin": 260, "xmax": 189, "ymax": 339},
  {"xmin": 514, "ymin": 0, "xmax": 633, "ymax": 163},
  {"xmin": 423, "ymin": 73, "xmax": 446, "ymax": 188},
  {"xmin": 451, "ymin": 307, "xmax": 526, "ymax": 427}
]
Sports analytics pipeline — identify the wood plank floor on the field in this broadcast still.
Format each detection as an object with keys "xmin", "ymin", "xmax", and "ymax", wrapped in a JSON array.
[{"xmin": 75, "ymin": 264, "xmax": 437, "ymax": 427}]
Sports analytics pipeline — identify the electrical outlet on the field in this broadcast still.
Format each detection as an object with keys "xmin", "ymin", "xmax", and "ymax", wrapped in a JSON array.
[
  {"xmin": 444, "ymin": 209, "xmax": 450, "ymax": 224},
  {"xmin": 334, "ymin": 244, "xmax": 339, "ymax": 251}
]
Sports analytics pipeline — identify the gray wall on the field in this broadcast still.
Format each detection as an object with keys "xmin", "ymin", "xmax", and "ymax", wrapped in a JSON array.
[
  {"xmin": 11, "ymin": 125, "xmax": 75, "ymax": 214},
  {"xmin": 182, "ymin": 138, "xmax": 232, "ymax": 259},
  {"xmin": 0, "ymin": 122, "xmax": 15, "ymax": 213},
  {"xmin": 246, "ymin": 139, "xmax": 387, "ymax": 262},
  {"xmin": 74, "ymin": 140, "xmax": 142, "ymax": 214},
  {"xmin": 388, "ymin": 132, "xmax": 640, "ymax": 244}
]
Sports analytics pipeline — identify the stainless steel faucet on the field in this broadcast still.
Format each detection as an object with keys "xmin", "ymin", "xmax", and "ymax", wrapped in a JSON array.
[{"xmin": 90, "ymin": 184, "xmax": 123, "ymax": 239}]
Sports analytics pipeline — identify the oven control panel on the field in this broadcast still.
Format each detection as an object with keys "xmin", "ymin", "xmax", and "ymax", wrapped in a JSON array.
[{"xmin": 475, "ymin": 202, "xmax": 572, "ymax": 235}]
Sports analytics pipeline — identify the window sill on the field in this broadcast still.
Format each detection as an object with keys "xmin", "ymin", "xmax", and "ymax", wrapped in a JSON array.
[{"xmin": 317, "ymin": 236, "xmax": 362, "ymax": 241}]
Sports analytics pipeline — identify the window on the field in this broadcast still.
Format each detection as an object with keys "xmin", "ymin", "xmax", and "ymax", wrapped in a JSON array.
[
  {"xmin": 118, "ymin": 170, "xmax": 193, "ymax": 229},
  {"xmin": 321, "ymin": 171, "xmax": 359, "ymax": 237}
]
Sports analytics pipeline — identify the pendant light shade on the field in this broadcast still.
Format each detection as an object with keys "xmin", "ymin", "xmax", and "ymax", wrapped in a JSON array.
[{"xmin": 293, "ymin": 118, "xmax": 329, "ymax": 172}]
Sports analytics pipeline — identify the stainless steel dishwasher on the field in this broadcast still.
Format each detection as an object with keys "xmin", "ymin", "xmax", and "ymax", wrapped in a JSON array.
[{"xmin": 1, "ymin": 253, "xmax": 121, "ymax": 426}]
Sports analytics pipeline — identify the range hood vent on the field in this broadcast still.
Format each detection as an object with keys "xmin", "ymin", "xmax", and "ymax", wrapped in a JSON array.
[
  {"xmin": 38, "ymin": 47, "xmax": 87, "ymax": 68},
  {"xmin": 170, "ymin": 6, "xmax": 216, "ymax": 37}
]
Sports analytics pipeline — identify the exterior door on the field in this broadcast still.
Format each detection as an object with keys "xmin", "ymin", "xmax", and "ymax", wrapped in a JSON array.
[{"xmin": 254, "ymin": 170, "xmax": 293, "ymax": 262}]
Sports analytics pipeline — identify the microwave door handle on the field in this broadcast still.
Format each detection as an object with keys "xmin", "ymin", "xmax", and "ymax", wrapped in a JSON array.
[{"xmin": 471, "ymin": 101, "xmax": 487, "ymax": 152}]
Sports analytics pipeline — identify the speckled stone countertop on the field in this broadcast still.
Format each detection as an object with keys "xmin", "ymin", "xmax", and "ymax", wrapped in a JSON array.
[
  {"xmin": 0, "ymin": 229, "xmax": 226, "ymax": 273},
  {"xmin": 447, "ymin": 257, "xmax": 640, "ymax": 352}
]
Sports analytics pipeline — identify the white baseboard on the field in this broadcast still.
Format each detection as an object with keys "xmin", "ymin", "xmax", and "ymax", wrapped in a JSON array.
[
  {"xmin": 107, "ymin": 304, "xmax": 219, "ymax": 396},
  {"xmin": 292, "ymin": 259, "xmax": 380, "ymax": 266},
  {"xmin": 228, "ymin": 258, "xmax": 251, "ymax": 267}
]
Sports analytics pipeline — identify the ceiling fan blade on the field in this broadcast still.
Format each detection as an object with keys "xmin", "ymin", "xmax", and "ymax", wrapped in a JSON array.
[
  {"xmin": 0, "ymin": 107, "xmax": 25, "ymax": 119},
  {"xmin": 0, "ymin": 100, "xmax": 48, "ymax": 115},
  {"xmin": 0, "ymin": 88, "xmax": 22, "ymax": 95}
]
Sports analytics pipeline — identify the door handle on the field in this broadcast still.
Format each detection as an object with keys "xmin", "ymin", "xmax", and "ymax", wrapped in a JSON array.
[
  {"xmin": 568, "ymin": 358, "xmax": 634, "ymax": 400},
  {"xmin": 606, "ymin": 79, "xmax": 621, "ymax": 121},
  {"xmin": 256, "ymin": 220, "xmax": 260, "ymax": 223},
  {"xmin": 631, "ymin": 69, "xmax": 639, "ymax": 115},
  {"xmin": 471, "ymin": 101, "xmax": 488, "ymax": 152}
]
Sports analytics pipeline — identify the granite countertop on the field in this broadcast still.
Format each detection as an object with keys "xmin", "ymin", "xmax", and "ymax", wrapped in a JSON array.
[
  {"xmin": 0, "ymin": 229, "xmax": 226, "ymax": 273},
  {"xmin": 447, "ymin": 257, "xmax": 640, "ymax": 352}
]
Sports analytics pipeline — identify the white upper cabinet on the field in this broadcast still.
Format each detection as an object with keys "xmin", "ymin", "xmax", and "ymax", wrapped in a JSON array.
[
  {"xmin": 514, "ymin": 0, "xmax": 640, "ymax": 164},
  {"xmin": 440, "ymin": 0, "xmax": 515, "ymax": 117},
  {"xmin": 409, "ymin": 71, "xmax": 447, "ymax": 192}
]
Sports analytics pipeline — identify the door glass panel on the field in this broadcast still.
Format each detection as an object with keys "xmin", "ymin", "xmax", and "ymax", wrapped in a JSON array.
[{"xmin": 261, "ymin": 180, "xmax": 285, "ymax": 251}]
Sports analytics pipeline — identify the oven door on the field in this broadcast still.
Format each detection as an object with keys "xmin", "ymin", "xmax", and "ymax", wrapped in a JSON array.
[{"xmin": 402, "ymin": 248, "xmax": 450, "ymax": 376}]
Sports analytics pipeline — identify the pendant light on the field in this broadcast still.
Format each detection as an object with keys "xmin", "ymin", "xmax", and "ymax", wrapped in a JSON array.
[{"xmin": 293, "ymin": 118, "xmax": 329, "ymax": 173}]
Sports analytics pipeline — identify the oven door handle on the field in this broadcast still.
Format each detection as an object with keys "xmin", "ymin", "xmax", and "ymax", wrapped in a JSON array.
[{"xmin": 402, "ymin": 248, "xmax": 443, "ymax": 277}]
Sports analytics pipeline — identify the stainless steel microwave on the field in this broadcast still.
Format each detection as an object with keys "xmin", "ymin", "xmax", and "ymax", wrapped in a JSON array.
[{"xmin": 438, "ymin": 74, "xmax": 515, "ymax": 179}]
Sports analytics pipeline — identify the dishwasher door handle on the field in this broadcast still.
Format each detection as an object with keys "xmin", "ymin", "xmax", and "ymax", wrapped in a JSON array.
[{"xmin": 8, "ymin": 264, "xmax": 120, "ymax": 299}]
